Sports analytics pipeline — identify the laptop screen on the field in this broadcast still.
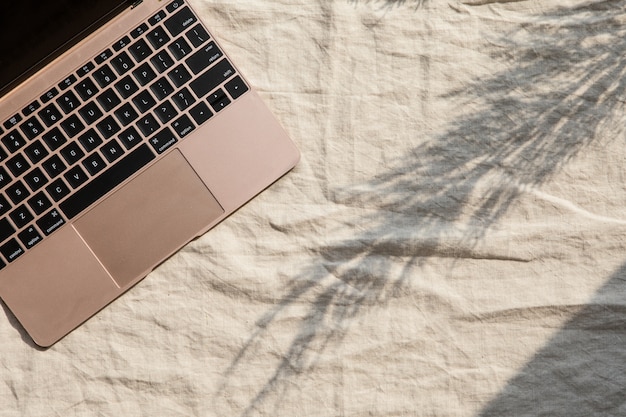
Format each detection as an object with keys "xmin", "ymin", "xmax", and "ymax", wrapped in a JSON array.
[{"xmin": 0, "ymin": 0, "xmax": 133, "ymax": 98}]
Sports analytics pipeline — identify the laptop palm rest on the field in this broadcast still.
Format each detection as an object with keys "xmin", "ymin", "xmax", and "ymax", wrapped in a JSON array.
[{"xmin": 74, "ymin": 149, "xmax": 224, "ymax": 288}]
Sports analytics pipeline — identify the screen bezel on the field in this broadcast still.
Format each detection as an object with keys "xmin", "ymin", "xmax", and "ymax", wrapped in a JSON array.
[{"xmin": 0, "ymin": 1, "xmax": 134, "ymax": 99}]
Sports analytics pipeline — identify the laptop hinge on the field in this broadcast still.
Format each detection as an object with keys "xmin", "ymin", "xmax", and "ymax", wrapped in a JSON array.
[{"xmin": 131, "ymin": 0, "xmax": 144, "ymax": 9}]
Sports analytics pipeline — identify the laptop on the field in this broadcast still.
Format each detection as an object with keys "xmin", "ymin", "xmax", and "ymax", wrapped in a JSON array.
[{"xmin": 0, "ymin": 0, "xmax": 299, "ymax": 347}]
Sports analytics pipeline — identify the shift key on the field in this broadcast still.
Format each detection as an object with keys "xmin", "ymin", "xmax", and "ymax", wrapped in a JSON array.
[
  {"xmin": 189, "ymin": 59, "xmax": 235, "ymax": 99},
  {"xmin": 0, "ymin": 218, "xmax": 15, "ymax": 243}
]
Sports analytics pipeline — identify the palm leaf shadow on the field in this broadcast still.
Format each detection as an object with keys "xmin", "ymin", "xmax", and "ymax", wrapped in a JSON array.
[
  {"xmin": 220, "ymin": 2, "xmax": 626, "ymax": 414},
  {"xmin": 478, "ymin": 261, "xmax": 626, "ymax": 416}
]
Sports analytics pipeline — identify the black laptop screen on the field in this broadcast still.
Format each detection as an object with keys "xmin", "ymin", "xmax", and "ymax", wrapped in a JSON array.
[{"xmin": 0, "ymin": 0, "xmax": 133, "ymax": 97}]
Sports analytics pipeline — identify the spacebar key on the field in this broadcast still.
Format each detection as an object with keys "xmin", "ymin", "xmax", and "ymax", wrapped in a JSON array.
[{"xmin": 60, "ymin": 144, "xmax": 156, "ymax": 219}]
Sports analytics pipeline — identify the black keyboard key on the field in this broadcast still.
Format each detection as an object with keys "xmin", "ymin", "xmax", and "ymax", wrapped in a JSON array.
[
  {"xmin": 60, "ymin": 144, "xmax": 156, "ymax": 219},
  {"xmin": 60, "ymin": 114, "xmax": 85, "ymax": 138},
  {"xmin": 97, "ymin": 88, "xmax": 122, "ymax": 112},
  {"xmin": 115, "ymin": 75, "xmax": 139, "ymax": 99},
  {"xmin": 18, "ymin": 226, "xmax": 42, "ymax": 249},
  {"xmin": 37, "ymin": 209, "xmax": 65, "ymax": 236},
  {"xmin": 0, "ymin": 195, "xmax": 11, "ymax": 216},
  {"xmin": 57, "ymin": 91, "xmax": 81, "ymax": 114},
  {"xmin": 168, "ymin": 37, "xmax": 193, "ymax": 60},
  {"xmin": 95, "ymin": 49, "xmax": 114, "ymax": 65},
  {"xmin": 65, "ymin": 165, "xmax": 89, "ymax": 189},
  {"xmin": 78, "ymin": 101, "xmax": 104, "ymax": 125},
  {"xmin": 83, "ymin": 153, "xmax": 107, "ymax": 176},
  {"xmin": 97, "ymin": 116, "xmax": 121, "ymax": 139},
  {"xmin": 149, "ymin": 10, "xmax": 167, "ymax": 26},
  {"xmin": 210, "ymin": 95, "xmax": 231, "ymax": 112},
  {"xmin": 131, "ymin": 23, "xmax": 149, "ymax": 39},
  {"xmin": 6, "ymin": 181, "xmax": 30, "ymax": 204},
  {"xmin": 168, "ymin": 65, "xmax": 192, "ymax": 88},
  {"xmin": 2, "ymin": 130, "xmax": 26, "ymax": 153},
  {"xmin": 28, "ymin": 192, "xmax": 52, "ymax": 215},
  {"xmin": 0, "ymin": 146, "xmax": 8, "ymax": 164},
  {"xmin": 1, "ymin": 239, "xmax": 24, "ymax": 263},
  {"xmin": 150, "ymin": 77, "xmax": 175, "ymax": 101},
  {"xmin": 114, "ymin": 103, "xmax": 139, "ymax": 127},
  {"xmin": 165, "ymin": 7, "xmax": 197, "ymax": 37},
  {"xmin": 113, "ymin": 35, "xmax": 132, "ymax": 52},
  {"xmin": 0, "ymin": 167, "xmax": 11, "ymax": 189},
  {"xmin": 148, "ymin": 127, "xmax": 178, "ymax": 154},
  {"xmin": 75, "ymin": 78, "xmax": 99, "ymax": 101},
  {"xmin": 207, "ymin": 88, "xmax": 226, "ymax": 104},
  {"xmin": 151, "ymin": 50, "xmax": 174, "ymax": 73},
  {"xmin": 41, "ymin": 87, "xmax": 59, "ymax": 104},
  {"xmin": 225, "ymin": 75, "xmax": 249, "ymax": 100},
  {"xmin": 133, "ymin": 63, "xmax": 157, "ymax": 86},
  {"xmin": 189, "ymin": 59, "xmax": 235, "ymax": 98},
  {"xmin": 111, "ymin": 51, "xmax": 136, "ymax": 75},
  {"xmin": 42, "ymin": 155, "xmax": 67, "ymax": 179},
  {"xmin": 101, "ymin": 139, "xmax": 124, "ymax": 162},
  {"xmin": 172, "ymin": 87, "xmax": 196, "ymax": 110},
  {"xmin": 186, "ymin": 24, "xmax": 210, "ymax": 48},
  {"xmin": 166, "ymin": 1, "xmax": 185, "ymax": 13},
  {"xmin": 20, "ymin": 117, "xmax": 45, "ymax": 140},
  {"xmin": 186, "ymin": 42, "xmax": 223, "ymax": 75},
  {"xmin": 172, "ymin": 114, "xmax": 195, "ymax": 138},
  {"xmin": 129, "ymin": 39, "xmax": 152, "ymax": 63},
  {"xmin": 10, "ymin": 205, "xmax": 34, "ymax": 229},
  {"xmin": 189, "ymin": 102, "xmax": 212, "ymax": 125},
  {"xmin": 3, "ymin": 114, "xmax": 22, "ymax": 130},
  {"xmin": 78, "ymin": 129, "xmax": 103, "ymax": 153},
  {"xmin": 155, "ymin": 100, "xmax": 178, "ymax": 123},
  {"xmin": 93, "ymin": 64, "xmax": 117, "ymax": 88},
  {"xmin": 22, "ymin": 101, "xmax": 41, "ymax": 117},
  {"xmin": 137, "ymin": 114, "xmax": 160, "ymax": 136},
  {"xmin": 77, "ymin": 62, "xmax": 96, "ymax": 77},
  {"xmin": 0, "ymin": 195, "xmax": 11, "ymax": 219},
  {"xmin": 119, "ymin": 126, "xmax": 142, "ymax": 150},
  {"xmin": 46, "ymin": 179, "xmax": 71, "ymax": 202},
  {"xmin": 23, "ymin": 167, "xmax": 48, "ymax": 192},
  {"xmin": 25, "ymin": 140, "xmax": 49, "ymax": 164},
  {"xmin": 42, "ymin": 127, "xmax": 68, "ymax": 151},
  {"xmin": 0, "ymin": 218, "xmax": 15, "ymax": 243},
  {"xmin": 59, "ymin": 74, "xmax": 77, "ymax": 90},
  {"xmin": 39, "ymin": 103, "xmax": 63, "ymax": 127},
  {"xmin": 60, "ymin": 142, "xmax": 85, "ymax": 166},
  {"xmin": 132, "ymin": 90, "xmax": 157, "ymax": 113},
  {"xmin": 7, "ymin": 154, "xmax": 30, "ymax": 177},
  {"xmin": 147, "ymin": 26, "xmax": 171, "ymax": 50}
]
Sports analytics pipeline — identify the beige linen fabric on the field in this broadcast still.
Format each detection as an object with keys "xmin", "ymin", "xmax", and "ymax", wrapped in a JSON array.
[{"xmin": 2, "ymin": 0, "xmax": 626, "ymax": 416}]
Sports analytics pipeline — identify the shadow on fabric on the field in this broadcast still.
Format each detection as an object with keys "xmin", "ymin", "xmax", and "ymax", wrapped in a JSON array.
[
  {"xmin": 478, "ymin": 261, "xmax": 626, "ymax": 417},
  {"xmin": 220, "ymin": 1, "xmax": 626, "ymax": 415}
]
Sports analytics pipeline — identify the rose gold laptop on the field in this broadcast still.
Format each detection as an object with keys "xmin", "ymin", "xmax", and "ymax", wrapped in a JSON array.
[{"xmin": 0, "ymin": 0, "xmax": 299, "ymax": 346}]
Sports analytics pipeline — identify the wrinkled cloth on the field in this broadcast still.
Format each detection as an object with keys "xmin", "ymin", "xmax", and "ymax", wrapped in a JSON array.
[{"xmin": 2, "ymin": 0, "xmax": 626, "ymax": 416}]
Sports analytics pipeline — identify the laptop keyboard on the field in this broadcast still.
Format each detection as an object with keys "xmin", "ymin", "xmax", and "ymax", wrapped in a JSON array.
[{"xmin": 0, "ymin": 0, "xmax": 249, "ymax": 268}]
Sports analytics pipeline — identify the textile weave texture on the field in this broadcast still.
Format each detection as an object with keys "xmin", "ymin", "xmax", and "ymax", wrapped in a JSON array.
[{"xmin": 2, "ymin": 0, "xmax": 626, "ymax": 416}]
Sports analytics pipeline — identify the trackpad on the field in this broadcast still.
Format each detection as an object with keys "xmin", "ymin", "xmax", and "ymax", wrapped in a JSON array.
[{"xmin": 74, "ymin": 150, "xmax": 224, "ymax": 288}]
